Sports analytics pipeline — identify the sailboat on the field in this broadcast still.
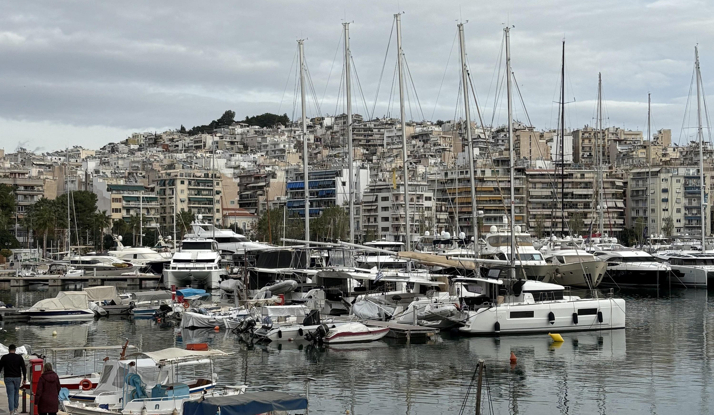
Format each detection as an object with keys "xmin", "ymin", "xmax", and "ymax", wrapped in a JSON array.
[{"xmin": 459, "ymin": 28, "xmax": 625, "ymax": 335}]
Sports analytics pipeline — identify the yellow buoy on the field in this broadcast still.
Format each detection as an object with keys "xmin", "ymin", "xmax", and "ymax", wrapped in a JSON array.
[
  {"xmin": 52, "ymin": 331, "xmax": 57, "ymax": 336},
  {"xmin": 549, "ymin": 332, "xmax": 564, "ymax": 342}
]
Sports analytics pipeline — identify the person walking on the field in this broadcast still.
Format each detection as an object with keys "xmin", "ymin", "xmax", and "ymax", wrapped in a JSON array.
[
  {"xmin": 36, "ymin": 363, "xmax": 61, "ymax": 415},
  {"xmin": 0, "ymin": 344, "xmax": 27, "ymax": 415}
]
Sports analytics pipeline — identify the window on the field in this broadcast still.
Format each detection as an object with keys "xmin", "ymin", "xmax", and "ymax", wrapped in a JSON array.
[
  {"xmin": 676, "ymin": 198, "xmax": 681, "ymax": 204},
  {"xmin": 111, "ymin": 208, "xmax": 121, "ymax": 214},
  {"xmin": 181, "ymin": 190, "xmax": 185, "ymax": 194},
  {"xmin": 111, "ymin": 197, "xmax": 121, "ymax": 203},
  {"xmin": 676, "ymin": 219, "xmax": 681, "ymax": 223},
  {"xmin": 676, "ymin": 208, "xmax": 681, "ymax": 213},
  {"xmin": 578, "ymin": 308, "xmax": 598, "ymax": 316},
  {"xmin": 180, "ymin": 180, "xmax": 185, "ymax": 184},
  {"xmin": 510, "ymin": 311, "xmax": 534, "ymax": 318},
  {"xmin": 381, "ymin": 197, "xmax": 389, "ymax": 202},
  {"xmin": 381, "ymin": 227, "xmax": 389, "ymax": 232},
  {"xmin": 381, "ymin": 207, "xmax": 389, "ymax": 212},
  {"xmin": 676, "ymin": 179, "xmax": 681, "ymax": 183},
  {"xmin": 425, "ymin": 196, "xmax": 432, "ymax": 201},
  {"xmin": 381, "ymin": 217, "xmax": 389, "ymax": 222}
]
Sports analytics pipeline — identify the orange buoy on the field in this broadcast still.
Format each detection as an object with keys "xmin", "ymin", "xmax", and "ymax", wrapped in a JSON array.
[
  {"xmin": 509, "ymin": 351, "xmax": 517, "ymax": 364},
  {"xmin": 214, "ymin": 326, "xmax": 220, "ymax": 331}
]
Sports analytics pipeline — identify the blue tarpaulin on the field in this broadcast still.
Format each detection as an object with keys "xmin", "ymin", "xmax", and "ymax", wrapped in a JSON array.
[
  {"xmin": 183, "ymin": 392, "xmax": 307, "ymax": 415},
  {"xmin": 176, "ymin": 288, "xmax": 207, "ymax": 298}
]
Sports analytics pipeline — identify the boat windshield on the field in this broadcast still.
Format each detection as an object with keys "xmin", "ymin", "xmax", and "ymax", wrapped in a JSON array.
[
  {"xmin": 182, "ymin": 242, "xmax": 213, "ymax": 250},
  {"xmin": 487, "ymin": 235, "xmax": 533, "ymax": 247}
]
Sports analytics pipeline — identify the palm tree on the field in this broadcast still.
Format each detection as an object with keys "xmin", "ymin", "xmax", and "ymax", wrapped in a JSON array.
[
  {"xmin": 93, "ymin": 210, "xmax": 111, "ymax": 252},
  {"xmin": 26, "ymin": 198, "xmax": 57, "ymax": 258}
]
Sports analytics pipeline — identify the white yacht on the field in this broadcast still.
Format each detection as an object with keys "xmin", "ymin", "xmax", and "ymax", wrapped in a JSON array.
[
  {"xmin": 164, "ymin": 238, "xmax": 225, "ymax": 290},
  {"xmin": 479, "ymin": 225, "xmax": 603, "ymax": 288},
  {"xmin": 185, "ymin": 221, "xmax": 271, "ymax": 255},
  {"xmin": 457, "ymin": 277, "xmax": 626, "ymax": 335},
  {"xmin": 594, "ymin": 250, "xmax": 670, "ymax": 289},
  {"xmin": 354, "ymin": 240, "xmax": 410, "ymax": 270},
  {"xmin": 68, "ymin": 256, "xmax": 139, "ymax": 276},
  {"xmin": 540, "ymin": 237, "xmax": 607, "ymax": 288},
  {"xmin": 108, "ymin": 236, "xmax": 172, "ymax": 275},
  {"xmin": 656, "ymin": 253, "xmax": 714, "ymax": 288}
]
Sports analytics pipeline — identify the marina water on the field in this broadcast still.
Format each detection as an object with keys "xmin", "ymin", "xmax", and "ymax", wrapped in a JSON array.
[{"xmin": 1, "ymin": 288, "xmax": 712, "ymax": 414}]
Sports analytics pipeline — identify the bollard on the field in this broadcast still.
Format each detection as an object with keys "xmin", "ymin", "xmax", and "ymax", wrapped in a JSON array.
[{"xmin": 22, "ymin": 388, "xmax": 26, "ymax": 413}]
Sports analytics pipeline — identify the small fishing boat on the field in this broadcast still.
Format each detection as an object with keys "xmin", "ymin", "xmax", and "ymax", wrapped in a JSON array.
[{"xmin": 19, "ymin": 292, "xmax": 102, "ymax": 321}]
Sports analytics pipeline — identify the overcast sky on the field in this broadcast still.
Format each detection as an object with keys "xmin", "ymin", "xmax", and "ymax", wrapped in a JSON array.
[{"xmin": 1, "ymin": 0, "xmax": 713, "ymax": 152}]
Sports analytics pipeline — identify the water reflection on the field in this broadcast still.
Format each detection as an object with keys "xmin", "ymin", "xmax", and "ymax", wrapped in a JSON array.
[{"xmin": 0, "ymin": 288, "xmax": 711, "ymax": 414}]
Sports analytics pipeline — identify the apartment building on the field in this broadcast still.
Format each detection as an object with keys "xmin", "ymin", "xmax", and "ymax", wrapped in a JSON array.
[
  {"xmin": 155, "ymin": 169, "xmax": 223, "ymax": 234},
  {"xmin": 627, "ymin": 167, "xmax": 712, "ymax": 237},
  {"xmin": 525, "ymin": 168, "xmax": 625, "ymax": 237}
]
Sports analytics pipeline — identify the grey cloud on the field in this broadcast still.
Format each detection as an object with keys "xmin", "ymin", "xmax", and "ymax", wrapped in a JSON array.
[{"xmin": 0, "ymin": 0, "xmax": 713, "ymax": 150}]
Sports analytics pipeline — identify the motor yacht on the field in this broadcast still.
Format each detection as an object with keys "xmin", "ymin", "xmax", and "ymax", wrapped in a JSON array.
[
  {"xmin": 185, "ymin": 220, "xmax": 271, "ymax": 255},
  {"xmin": 108, "ymin": 236, "xmax": 171, "ymax": 275},
  {"xmin": 68, "ymin": 256, "xmax": 138, "ymax": 276},
  {"xmin": 164, "ymin": 238, "xmax": 225, "ymax": 290},
  {"xmin": 654, "ymin": 253, "xmax": 714, "ymax": 288},
  {"xmin": 594, "ymin": 250, "xmax": 671, "ymax": 289}
]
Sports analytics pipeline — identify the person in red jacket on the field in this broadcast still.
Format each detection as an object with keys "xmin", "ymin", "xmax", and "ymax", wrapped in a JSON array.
[{"xmin": 35, "ymin": 363, "xmax": 61, "ymax": 415}]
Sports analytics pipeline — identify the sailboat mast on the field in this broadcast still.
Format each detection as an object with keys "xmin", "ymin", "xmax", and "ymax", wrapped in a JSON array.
[
  {"xmin": 298, "ymin": 39, "xmax": 310, "ymax": 244},
  {"xmin": 559, "ymin": 40, "xmax": 566, "ymax": 236},
  {"xmin": 458, "ymin": 23, "xmax": 479, "ymax": 255},
  {"xmin": 66, "ymin": 148, "xmax": 70, "ymax": 255},
  {"xmin": 173, "ymin": 184, "xmax": 177, "ymax": 251},
  {"xmin": 505, "ymin": 27, "xmax": 516, "ymax": 280},
  {"xmin": 695, "ymin": 46, "xmax": 706, "ymax": 251},
  {"xmin": 395, "ymin": 13, "xmax": 411, "ymax": 251},
  {"xmin": 344, "ymin": 22, "xmax": 355, "ymax": 244},
  {"xmin": 211, "ymin": 137, "xmax": 216, "ymax": 242},
  {"xmin": 140, "ymin": 185, "xmax": 143, "ymax": 246},
  {"xmin": 597, "ymin": 73, "xmax": 605, "ymax": 237},
  {"xmin": 647, "ymin": 92, "xmax": 652, "ymax": 249}
]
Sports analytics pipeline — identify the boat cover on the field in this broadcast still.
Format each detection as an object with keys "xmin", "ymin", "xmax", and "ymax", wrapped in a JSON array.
[
  {"xmin": 181, "ymin": 311, "xmax": 233, "ymax": 329},
  {"xmin": 133, "ymin": 291, "xmax": 172, "ymax": 301},
  {"xmin": 176, "ymin": 288, "xmax": 207, "ymax": 298},
  {"xmin": 28, "ymin": 292, "xmax": 89, "ymax": 311},
  {"xmin": 183, "ymin": 392, "xmax": 307, "ymax": 415},
  {"xmin": 84, "ymin": 286, "xmax": 122, "ymax": 303},
  {"xmin": 129, "ymin": 347, "xmax": 228, "ymax": 362},
  {"xmin": 261, "ymin": 305, "xmax": 309, "ymax": 318}
]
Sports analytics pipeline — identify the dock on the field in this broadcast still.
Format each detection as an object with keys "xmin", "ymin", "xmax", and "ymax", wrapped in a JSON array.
[
  {"xmin": 362, "ymin": 320, "xmax": 438, "ymax": 343},
  {"xmin": 0, "ymin": 273, "xmax": 161, "ymax": 290}
]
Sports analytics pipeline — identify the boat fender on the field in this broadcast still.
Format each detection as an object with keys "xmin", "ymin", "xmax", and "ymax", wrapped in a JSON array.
[
  {"xmin": 549, "ymin": 332, "xmax": 564, "ymax": 342},
  {"xmin": 80, "ymin": 378, "xmax": 92, "ymax": 391},
  {"xmin": 494, "ymin": 321, "xmax": 501, "ymax": 333},
  {"xmin": 277, "ymin": 330, "xmax": 282, "ymax": 339},
  {"xmin": 597, "ymin": 311, "xmax": 603, "ymax": 323},
  {"xmin": 129, "ymin": 301, "xmax": 135, "ymax": 308},
  {"xmin": 298, "ymin": 328, "xmax": 304, "ymax": 336},
  {"xmin": 548, "ymin": 312, "xmax": 555, "ymax": 325},
  {"xmin": 572, "ymin": 313, "xmax": 578, "ymax": 325}
]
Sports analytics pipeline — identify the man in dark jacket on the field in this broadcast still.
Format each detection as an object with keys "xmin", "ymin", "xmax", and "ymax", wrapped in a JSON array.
[
  {"xmin": 0, "ymin": 344, "xmax": 27, "ymax": 415},
  {"xmin": 36, "ymin": 363, "xmax": 61, "ymax": 415}
]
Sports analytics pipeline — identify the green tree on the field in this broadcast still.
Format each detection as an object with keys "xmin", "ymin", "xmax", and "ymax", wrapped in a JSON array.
[
  {"xmin": 179, "ymin": 125, "xmax": 187, "ymax": 134},
  {"xmin": 25, "ymin": 198, "xmax": 58, "ymax": 258},
  {"xmin": 634, "ymin": 217, "xmax": 646, "ymax": 246},
  {"xmin": 176, "ymin": 210, "xmax": 195, "ymax": 239},
  {"xmin": 312, "ymin": 206, "xmax": 349, "ymax": 241},
  {"xmin": 243, "ymin": 113, "xmax": 290, "ymax": 128},
  {"xmin": 127, "ymin": 214, "xmax": 151, "ymax": 247},
  {"xmin": 253, "ymin": 207, "xmax": 303, "ymax": 244},
  {"xmin": 533, "ymin": 215, "xmax": 546, "ymax": 238},
  {"xmin": 568, "ymin": 212, "xmax": 584, "ymax": 236},
  {"xmin": 92, "ymin": 210, "xmax": 111, "ymax": 251},
  {"xmin": 662, "ymin": 216, "xmax": 674, "ymax": 237},
  {"xmin": 55, "ymin": 191, "xmax": 98, "ymax": 247},
  {"xmin": 0, "ymin": 184, "xmax": 16, "ymax": 231}
]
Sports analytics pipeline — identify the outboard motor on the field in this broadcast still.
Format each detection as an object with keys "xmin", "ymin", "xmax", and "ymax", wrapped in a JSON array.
[
  {"xmin": 304, "ymin": 323, "xmax": 330, "ymax": 344},
  {"xmin": 234, "ymin": 316, "xmax": 257, "ymax": 334}
]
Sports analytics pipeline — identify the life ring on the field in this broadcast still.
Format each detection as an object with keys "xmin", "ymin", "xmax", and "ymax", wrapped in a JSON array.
[
  {"xmin": 275, "ymin": 295, "xmax": 285, "ymax": 306},
  {"xmin": 183, "ymin": 301, "xmax": 190, "ymax": 310},
  {"xmin": 80, "ymin": 378, "xmax": 92, "ymax": 391}
]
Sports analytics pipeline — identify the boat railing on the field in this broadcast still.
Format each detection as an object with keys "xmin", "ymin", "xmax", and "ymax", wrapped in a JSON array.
[{"xmin": 170, "ymin": 263, "xmax": 219, "ymax": 270}]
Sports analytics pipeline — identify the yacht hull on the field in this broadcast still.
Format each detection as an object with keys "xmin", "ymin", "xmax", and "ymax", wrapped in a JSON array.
[
  {"xmin": 164, "ymin": 269, "xmax": 223, "ymax": 290},
  {"xmin": 459, "ymin": 298, "xmax": 625, "ymax": 335},
  {"xmin": 669, "ymin": 266, "xmax": 709, "ymax": 288},
  {"xmin": 599, "ymin": 268, "xmax": 667, "ymax": 289},
  {"xmin": 519, "ymin": 261, "xmax": 606, "ymax": 288}
]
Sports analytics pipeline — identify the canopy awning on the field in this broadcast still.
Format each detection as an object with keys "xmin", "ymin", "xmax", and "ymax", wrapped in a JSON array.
[{"xmin": 133, "ymin": 290, "xmax": 172, "ymax": 301}]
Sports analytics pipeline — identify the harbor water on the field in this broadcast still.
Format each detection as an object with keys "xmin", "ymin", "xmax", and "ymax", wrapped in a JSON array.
[{"xmin": 1, "ymin": 288, "xmax": 713, "ymax": 414}]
